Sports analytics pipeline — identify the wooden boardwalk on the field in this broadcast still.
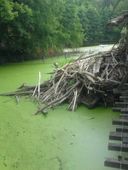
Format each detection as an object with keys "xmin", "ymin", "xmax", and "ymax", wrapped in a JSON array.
[{"xmin": 104, "ymin": 87, "xmax": 128, "ymax": 169}]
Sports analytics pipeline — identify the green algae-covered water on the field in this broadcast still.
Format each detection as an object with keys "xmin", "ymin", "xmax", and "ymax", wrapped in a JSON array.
[{"xmin": 0, "ymin": 57, "xmax": 119, "ymax": 170}]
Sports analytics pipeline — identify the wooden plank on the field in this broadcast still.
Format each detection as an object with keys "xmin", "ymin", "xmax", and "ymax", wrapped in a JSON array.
[
  {"xmin": 115, "ymin": 102, "xmax": 128, "ymax": 105},
  {"xmin": 121, "ymin": 84, "xmax": 128, "ymax": 89},
  {"xmin": 123, "ymin": 137, "xmax": 128, "ymax": 144},
  {"xmin": 121, "ymin": 108, "xmax": 128, "ymax": 113},
  {"xmin": 108, "ymin": 143, "xmax": 128, "ymax": 152},
  {"xmin": 120, "ymin": 115, "xmax": 128, "ymax": 119},
  {"xmin": 120, "ymin": 95, "xmax": 128, "ymax": 99},
  {"xmin": 112, "ymin": 107, "xmax": 122, "ymax": 112},
  {"xmin": 112, "ymin": 119, "xmax": 128, "ymax": 126},
  {"xmin": 120, "ymin": 114, "xmax": 128, "ymax": 117},
  {"xmin": 109, "ymin": 131, "xmax": 128, "ymax": 141},
  {"xmin": 115, "ymin": 102, "xmax": 128, "ymax": 107},
  {"xmin": 120, "ymin": 96, "xmax": 128, "ymax": 100},
  {"xmin": 113, "ymin": 90, "xmax": 128, "ymax": 96},
  {"xmin": 120, "ymin": 92, "xmax": 128, "ymax": 95},
  {"xmin": 116, "ymin": 126, "xmax": 128, "ymax": 133},
  {"xmin": 113, "ymin": 89, "xmax": 128, "ymax": 94},
  {"xmin": 105, "ymin": 158, "xmax": 128, "ymax": 169}
]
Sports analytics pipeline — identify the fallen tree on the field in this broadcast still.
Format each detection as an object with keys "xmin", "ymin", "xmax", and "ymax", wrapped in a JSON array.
[{"xmin": 1, "ymin": 13, "xmax": 128, "ymax": 114}]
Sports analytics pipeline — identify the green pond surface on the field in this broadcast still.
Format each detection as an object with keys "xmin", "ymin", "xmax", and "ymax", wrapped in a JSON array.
[{"xmin": 0, "ymin": 57, "xmax": 119, "ymax": 170}]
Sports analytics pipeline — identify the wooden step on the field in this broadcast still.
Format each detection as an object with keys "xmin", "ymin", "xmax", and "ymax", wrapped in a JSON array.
[
  {"xmin": 123, "ymin": 137, "xmax": 128, "ymax": 144},
  {"xmin": 120, "ymin": 113, "xmax": 128, "ymax": 117},
  {"xmin": 120, "ymin": 96, "xmax": 128, "ymax": 100},
  {"xmin": 116, "ymin": 126, "xmax": 128, "ymax": 133},
  {"xmin": 116, "ymin": 102, "xmax": 128, "ymax": 105},
  {"xmin": 119, "ymin": 85, "xmax": 128, "ymax": 90},
  {"xmin": 105, "ymin": 158, "xmax": 128, "ymax": 169},
  {"xmin": 121, "ymin": 108, "xmax": 128, "ymax": 113},
  {"xmin": 113, "ymin": 89, "xmax": 128, "ymax": 94},
  {"xmin": 120, "ymin": 114, "xmax": 128, "ymax": 119},
  {"xmin": 112, "ymin": 107, "xmax": 128, "ymax": 113},
  {"xmin": 109, "ymin": 131, "xmax": 128, "ymax": 141},
  {"xmin": 115, "ymin": 102, "xmax": 128, "ymax": 107},
  {"xmin": 108, "ymin": 143, "xmax": 128, "ymax": 152},
  {"xmin": 112, "ymin": 107, "xmax": 122, "ymax": 112},
  {"xmin": 113, "ymin": 119, "xmax": 128, "ymax": 126}
]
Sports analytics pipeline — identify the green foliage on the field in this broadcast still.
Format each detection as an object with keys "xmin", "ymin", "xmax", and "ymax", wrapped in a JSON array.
[
  {"xmin": 79, "ymin": 3, "xmax": 102, "ymax": 45},
  {"xmin": 0, "ymin": 0, "xmax": 33, "ymax": 62},
  {"xmin": 0, "ymin": 0, "xmax": 17, "ymax": 22},
  {"xmin": 0, "ymin": 0, "xmax": 127, "ymax": 63},
  {"xmin": 60, "ymin": 0, "xmax": 84, "ymax": 47}
]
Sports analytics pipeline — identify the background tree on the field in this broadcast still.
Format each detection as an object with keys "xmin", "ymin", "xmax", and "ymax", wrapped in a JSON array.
[
  {"xmin": 60, "ymin": 0, "xmax": 83, "ymax": 48},
  {"xmin": 0, "ymin": 0, "xmax": 127, "ymax": 63}
]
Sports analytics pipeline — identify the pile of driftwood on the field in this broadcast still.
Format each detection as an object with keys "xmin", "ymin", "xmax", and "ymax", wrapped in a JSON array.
[{"xmin": 1, "ymin": 13, "xmax": 128, "ymax": 114}]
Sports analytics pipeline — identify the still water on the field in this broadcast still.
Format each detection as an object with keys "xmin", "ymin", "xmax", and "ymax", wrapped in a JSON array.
[{"xmin": 0, "ymin": 57, "xmax": 119, "ymax": 170}]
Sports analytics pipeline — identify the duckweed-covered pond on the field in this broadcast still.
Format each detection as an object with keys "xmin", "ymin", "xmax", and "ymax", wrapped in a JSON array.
[{"xmin": 0, "ymin": 57, "xmax": 119, "ymax": 170}]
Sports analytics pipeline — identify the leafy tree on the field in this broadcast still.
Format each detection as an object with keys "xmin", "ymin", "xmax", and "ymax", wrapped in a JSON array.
[
  {"xmin": 60, "ymin": 0, "xmax": 84, "ymax": 47},
  {"xmin": 0, "ymin": 0, "xmax": 32, "ymax": 61},
  {"xmin": 79, "ymin": 3, "xmax": 102, "ymax": 45},
  {"xmin": 0, "ymin": 0, "xmax": 127, "ymax": 63}
]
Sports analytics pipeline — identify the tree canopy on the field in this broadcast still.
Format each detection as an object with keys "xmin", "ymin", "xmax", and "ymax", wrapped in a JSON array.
[{"xmin": 0, "ymin": 0, "xmax": 127, "ymax": 63}]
